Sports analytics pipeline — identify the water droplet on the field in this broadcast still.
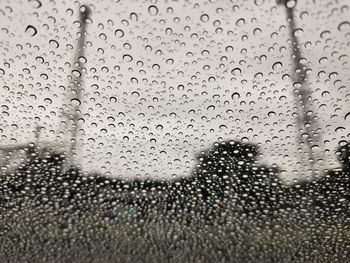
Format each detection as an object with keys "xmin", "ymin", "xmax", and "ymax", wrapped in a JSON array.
[
  {"xmin": 321, "ymin": 91, "xmax": 330, "ymax": 98},
  {"xmin": 115, "ymin": 29, "xmax": 124, "ymax": 38},
  {"xmin": 338, "ymin": 21, "xmax": 350, "ymax": 31},
  {"xmin": 253, "ymin": 28, "xmax": 262, "ymax": 35},
  {"xmin": 36, "ymin": 56, "xmax": 44, "ymax": 64},
  {"xmin": 49, "ymin": 39, "xmax": 59, "ymax": 49},
  {"xmin": 225, "ymin": 46, "xmax": 234, "ymax": 52},
  {"xmin": 272, "ymin": 62, "xmax": 282, "ymax": 70},
  {"xmin": 320, "ymin": 30, "xmax": 330, "ymax": 39},
  {"xmin": 268, "ymin": 111, "xmax": 276, "ymax": 117},
  {"xmin": 231, "ymin": 92, "xmax": 240, "ymax": 99},
  {"xmin": 345, "ymin": 112, "xmax": 350, "ymax": 120},
  {"xmin": 254, "ymin": 72, "xmax": 263, "ymax": 79},
  {"xmin": 166, "ymin": 58, "xmax": 174, "ymax": 65},
  {"xmin": 130, "ymin": 12, "xmax": 138, "ymax": 21},
  {"xmin": 335, "ymin": 126, "xmax": 345, "ymax": 133},
  {"xmin": 231, "ymin": 68, "xmax": 241, "ymax": 75},
  {"xmin": 44, "ymin": 98, "xmax": 52, "ymax": 104},
  {"xmin": 200, "ymin": 14, "xmax": 210, "ymax": 23},
  {"xmin": 25, "ymin": 25, "xmax": 37, "ymax": 36},
  {"xmin": 78, "ymin": 56, "xmax": 87, "ymax": 64},
  {"xmin": 110, "ymin": 96, "xmax": 117, "ymax": 103},
  {"xmin": 285, "ymin": 0, "xmax": 296, "ymax": 8},
  {"xmin": 235, "ymin": 18, "xmax": 245, "ymax": 27},
  {"xmin": 71, "ymin": 98, "xmax": 81, "ymax": 106},
  {"xmin": 148, "ymin": 5, "xmax": 159, "ymax": 16},
  {"xmin": 38, "ymin": 105, "xmax": 46, "ymax": 111},
  {"xmin": 72, "ymin": 70, "xmax": 81, "ymax": 77},
  {"xmin": 165, "ymin": 27, "xmax": 173, "ymax": 35},
  {"xmin": 152, "ymin": 64, "xmax": 160, "ymax": 70},
  {"xmin": 123, "ymin": 54, "xmax": 133, "ymax": 62},
  {"xmin": 131, "ymin": 91, "xmax": 140, "ymax": 97},
  {"xmin": 29, "ymin": 0, "xmax": 42, "ymax": 8},
  {"xmin": 293, "ymin": 28, "xmax": 303, "ymax": 37},
  {"xmin": 319, "ymin": 57, "xmax": 328, "ymax": 64},
  {"xmin": 254, "ymin": 0, "xmax": 265, "ymax": 6},
  {"xmin": 207, "ymin": 105, "xmax": 215, "ymax": 111},
  {"xmin": 99, "ymin": 33, "xmax": 107, "ymax": 40},
  {"xmin": 40, "ymin": 73, "xmax": 48, "ymax": 80},
  {"xmin": 299, "ymin": 11, "xmax": 309, "ymax": 19}
]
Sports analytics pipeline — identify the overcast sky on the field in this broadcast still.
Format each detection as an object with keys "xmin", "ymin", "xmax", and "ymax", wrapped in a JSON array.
[{"xmin": 0, "ymin": 0, "xmax": 349, "ymax": 182}]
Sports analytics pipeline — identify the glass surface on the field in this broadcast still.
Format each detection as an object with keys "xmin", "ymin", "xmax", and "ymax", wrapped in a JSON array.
[{"xmin": 0, "ymin": 0, "xmax": 349, "ymax": 262}]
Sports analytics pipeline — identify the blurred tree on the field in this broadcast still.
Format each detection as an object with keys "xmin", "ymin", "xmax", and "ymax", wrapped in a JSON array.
[
  {"xmin": 336, "ymin": 142, "xmax": 350, "ymax": 171},
  {"xmin": 293, "ymin": 142, "xmax": 350, "ymax": 215},
  {"xmin": 317, "ymin": 142, "xmax": 350, "ymax": 213},
  {"xmin": 169, "ymin": 140, "xmax": 290, "ymax": 222}
]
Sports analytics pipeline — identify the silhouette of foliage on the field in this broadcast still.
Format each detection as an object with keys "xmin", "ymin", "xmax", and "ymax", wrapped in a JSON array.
[
  {"xmin": 292, "ymin": 141, "xmax": 350, "ymax": 215},
  {"xmin": 163, "ymin": 140, "xmax": 292, "ymax": 221},
  {"xmin": 2, "ymin": 140, "xmax": 349, "ymax": 223}
]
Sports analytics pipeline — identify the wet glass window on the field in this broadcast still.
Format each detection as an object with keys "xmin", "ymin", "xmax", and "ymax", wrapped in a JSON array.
[{"xmin": 0, "ymin": 0, "xmax": 350, "ymax": 262}]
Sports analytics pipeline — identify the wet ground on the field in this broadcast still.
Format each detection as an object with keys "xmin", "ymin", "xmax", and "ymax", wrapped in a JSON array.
[{"xmin": 1, "ymin": 198, "xmax": 349, "ymax": 263}]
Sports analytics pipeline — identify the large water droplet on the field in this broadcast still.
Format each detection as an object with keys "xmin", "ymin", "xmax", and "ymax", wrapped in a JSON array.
[
  {"xmin": 115, "ymin": 29, "xmax": 124, "ymax": 38},
  {"xmin": 200, "ymin": 14, "xmax": 210, "ymax": 23},
  {"xmin": 25, "ymin": 25, "xmax": 37, "ymax": 36},
  {"xmin": 148, "ymin": 5, "xmax": 159, "ymax": 16},
  {"xmin": 338, "ymin": 21, "xmax": 350, "ymax": 32},
  {"xmin": 49, "ymin": 39, "xmax": 59, "ymax": 49}
]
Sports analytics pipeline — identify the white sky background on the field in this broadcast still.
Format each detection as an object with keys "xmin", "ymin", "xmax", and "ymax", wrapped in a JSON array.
[{"xmin": 0, "ymin": 0, "xmax": 349, "ymax": 181}]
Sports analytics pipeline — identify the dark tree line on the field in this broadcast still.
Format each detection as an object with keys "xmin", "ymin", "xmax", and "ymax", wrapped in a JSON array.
[
  {"xmin": 292, "ymin": 142, "xmax": 350, "ymax": 215},
  {"xmin": 165, "ymin": 140, "xmax": 288, "ymax": 221},
  {"xmin": 1, "ymin": 140, "xmax": 349, "ymax": 222}
]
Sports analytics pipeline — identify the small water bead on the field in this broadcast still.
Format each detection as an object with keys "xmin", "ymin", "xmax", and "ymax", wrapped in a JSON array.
[{"xmin": 148, "ymin": 5, "xmax": 159, "ymax": 16}]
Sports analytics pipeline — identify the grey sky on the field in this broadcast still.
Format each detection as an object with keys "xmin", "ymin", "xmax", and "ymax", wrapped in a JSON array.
[{"xmin": 0, "ymin": 0, "xmax": 349, "ymax": 181}]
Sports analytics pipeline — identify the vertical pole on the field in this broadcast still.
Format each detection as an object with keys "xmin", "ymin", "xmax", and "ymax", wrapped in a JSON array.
[
  {"xmin": 69, "ymin": 5, "xmax": 91, "ymax": 166},
  {"xmin": 278, "ymin": 1, "xmax": 322, "ymax": 178}
]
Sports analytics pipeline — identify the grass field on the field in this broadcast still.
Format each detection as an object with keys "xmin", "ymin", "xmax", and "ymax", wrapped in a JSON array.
[{"xmin": 1, "ymin": 197, "xmax": 350, "ymax": 263}]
